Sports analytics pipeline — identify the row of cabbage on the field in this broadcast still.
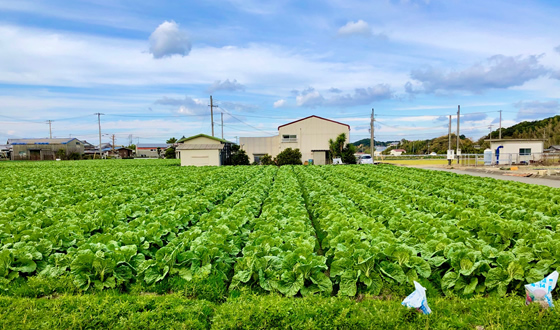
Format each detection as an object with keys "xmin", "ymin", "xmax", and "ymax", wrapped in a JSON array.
[
  {"xmin": 230, "ymin": 167, "xmax": 330, "ymax": 296},
  {"xmin": 311, "ymin": 165, "xmax": 560, "ymax": 296},
  {"xmin": 0, "ymin": 161, "xmax": 263, "ymax": 290}
]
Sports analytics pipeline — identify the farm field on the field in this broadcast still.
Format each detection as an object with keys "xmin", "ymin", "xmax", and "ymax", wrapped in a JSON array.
[{"xmin": 1, "ymin": 160, "xmax": 559, "ymax": 328}]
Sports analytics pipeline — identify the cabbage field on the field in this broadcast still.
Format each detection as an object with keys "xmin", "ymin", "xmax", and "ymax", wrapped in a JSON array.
[{"xmin": 1, "ymin": 160, "xmax": 560, "ymax": 328}]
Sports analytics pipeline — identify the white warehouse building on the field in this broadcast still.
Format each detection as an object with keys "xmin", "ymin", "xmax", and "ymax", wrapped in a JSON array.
[{"xmin": 240, "ymin": 115, "xmax": 350, "ymax": 165}]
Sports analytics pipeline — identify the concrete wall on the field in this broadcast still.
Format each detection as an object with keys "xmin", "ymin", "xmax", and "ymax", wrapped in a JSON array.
[
  {"xmin": 179, "ymin": 149, "xmax": 220, "ymax": 166},
  {"xmin": 241, "ymin": 117, "xmax": 349, "ymax": 163}
]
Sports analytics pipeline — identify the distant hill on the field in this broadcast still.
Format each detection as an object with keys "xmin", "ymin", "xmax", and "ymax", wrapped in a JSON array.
[
  {"xmin": 351, "ymin": 138, "xmax": 399, "ymax": 147},
  {"xmin": 480, "ymin": 115, "xmax": 560, "ymax": 148}
]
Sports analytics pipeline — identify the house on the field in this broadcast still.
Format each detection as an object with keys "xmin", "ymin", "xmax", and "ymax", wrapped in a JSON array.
[
  {"xmin": 390, "ymin": 149, "xmax": 406, "ymax": 156},
  {"xmin": 485, "ymin": 139, "xmax": 545, "ymax": 164},
  {"xmin": 136, "ymin": 143, "xmax": 169, "ymax": 158},
  {"xmin": 176, "ymin": 134, "xmax": 233, "ymax": 166},
  {"xmin": 115, "ymin": 147, "xmax": 133, "ymax": 159},
  {"xmin": 544, "ymin": 145, "xmax": 560, "ymax": 153},
  {"xmin": 7, "ymin": 138, "xmax": 84, "ymax": 160},
  {"xmin": 0, "ymin": 144, "xmax": 11, "ymax": 160},
  {"xmin": 240, "ymin": 115, "xmax": 350, "ymax": 165}
]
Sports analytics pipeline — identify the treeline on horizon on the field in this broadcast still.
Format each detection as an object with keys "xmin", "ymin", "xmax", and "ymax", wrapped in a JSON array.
[{"xmin": 352, "ymin": 115, "xmax": 560, "ymax": 155}]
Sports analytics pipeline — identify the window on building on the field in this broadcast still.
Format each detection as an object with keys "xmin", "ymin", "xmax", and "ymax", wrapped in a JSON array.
[
  {"xmin": 19, "ymin": 151, "xmax": 27, "ymax": 157},
  {"xmin": 150, "ymin": 149, "xmax": 155, "ymax": 151},
  {"xmin": 519, "ymin": 148, "xmax": 531, "ymax": 156},
  {"xmin": 253, "ymin": 154, "xmax": 265, "ymax": 164},
  {"xmin": 281, "ymin": 134, "xmax": 297, "ymax": 142}
]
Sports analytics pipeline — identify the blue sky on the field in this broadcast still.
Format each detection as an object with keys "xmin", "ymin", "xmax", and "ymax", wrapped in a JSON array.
[{"xmin": 1, "ymin": 0, "xmax": 559, "ymax": 145}]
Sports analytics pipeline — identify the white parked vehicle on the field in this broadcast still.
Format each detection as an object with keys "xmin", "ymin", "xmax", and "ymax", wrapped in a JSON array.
[
  {"xmin": 332, "ymin": 157, "xmax": 344, "ymax": 165},
  {"xmin": 358, "ymin": 154, "xmax": 373, "ymax": 164}
]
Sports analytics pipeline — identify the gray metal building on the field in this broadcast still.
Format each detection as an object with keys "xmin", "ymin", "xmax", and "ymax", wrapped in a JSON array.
[{"xmin": 8, "ymin": 138, "xmax": 84, "ymax": 160}]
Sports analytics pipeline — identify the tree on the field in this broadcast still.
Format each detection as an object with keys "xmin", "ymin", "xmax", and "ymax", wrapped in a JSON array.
[
  {"xmin": 342, "ymin": 144, "xmax": 357, "ymax": 164},
  {"xmin": 166, "ymin": 137, "xmax": 177, "ymax": 144},
  {"xmin": 260, "ymin": 154, "xmax": 275, "ymax": 165},
  {"xmin": 275, "ymin": 148, "xmax": 302, "ymax": 166},
  {"xmin": 328, "ymin": 133, "xmax": 356, "ymax": 164},
  {"xmin": 165, "ymin": 147, "xmax": 176, "ymax": 159},
  {"xmin": 157, "ymin": 147, "xmax": 162, "ymax": 158},
  {"xmin": 230, "ymin": 145, "xmax": 250, "ymax": 165}
]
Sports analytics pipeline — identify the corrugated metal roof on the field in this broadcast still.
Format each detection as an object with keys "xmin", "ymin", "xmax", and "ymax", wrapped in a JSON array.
[
  {"xmin": 7, "ymin": 138, "xmax": 79, "ymax": 145},
  {"xmin": 177, "ymin": 144, "xmax": 225, "ymax": 150},
  {"xmin": 137, "ymin": 143, "xmax": 169, "ymax": 148},
  {"xmin": 177, "ymin": 134, "xmax": 232, "ymax": 144}
]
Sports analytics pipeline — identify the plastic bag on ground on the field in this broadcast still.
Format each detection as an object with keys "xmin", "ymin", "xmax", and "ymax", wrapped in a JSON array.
[
  {"xmin": 525, "ymin": 271, "xmax": 559, "ymax": 308},
  {"xmin": 402, "ymin": 281, "xmax": 432, "ymax": 314}
]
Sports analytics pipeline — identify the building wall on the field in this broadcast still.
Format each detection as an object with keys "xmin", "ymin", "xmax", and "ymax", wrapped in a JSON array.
[
  {"xmin": 11, "ymin": 141, "xmax": 84, "ymax": 160},
  {"xmin": 136, "ymin": 147, "xmax": 163, "ymax": 158},
  {"xmin": 240, "ymin": 136, "xmax": 279, "ymax": 163},
  {"xmin": 179, "ymin": 149, "xmax": 220, "ymax": 166},
  {"xmin": 279, "ymin": 117, "xmax": 349, "ymax": 163},
  {"xmin": 241, "ymin": 117, "xmax": 349, "ymax": 163},
  {"xmin": 490, "ymin": 141, "xmax": 544, "ymax": 163}
]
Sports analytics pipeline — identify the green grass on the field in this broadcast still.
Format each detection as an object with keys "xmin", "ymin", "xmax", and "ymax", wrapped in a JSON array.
[{"xmin": 1, "ymin": 293, "xmax": 559, "ymax": 329}]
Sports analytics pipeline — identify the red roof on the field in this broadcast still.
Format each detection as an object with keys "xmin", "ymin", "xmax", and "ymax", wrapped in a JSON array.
[{"xmin": 278, "ymin": 115, "xmax": 350, "ymax": 130}]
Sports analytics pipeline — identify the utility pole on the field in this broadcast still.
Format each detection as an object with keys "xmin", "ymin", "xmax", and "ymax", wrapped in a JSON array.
[
  {"xmin": 111, "ymin": 134, "xmax": 116, "ymax": 156},
  {"xmin": 499, "ymin": 110, "xmax": 502, "ymax": 140},
  {"xmin": 370, "ymin": 108, "xmax": 374, "ymax": 155},
  {"xmin": 448, "ymin": 115, "xmax": 452, "ymax": 165},
  {"xmin": 456, "ymin": 105, "xmax": 460, "ymax": 164},
  {"xmin": 488, "ymin": 125, "xmax": 493, "ymax": 139},
  {"xmin": 209, "ymin": 96, "xmax": 219, "ymax": 137},
  {"xmin": 94, "ymin": 113, "xmax": 104, "ymax": 159},
  {"xmin": 221, "ymin": 112, "xmax": 224, "ymax": 139},
  {"xmin": 46, "ymin": 120, "xmax": 53, "ymax": 139}
]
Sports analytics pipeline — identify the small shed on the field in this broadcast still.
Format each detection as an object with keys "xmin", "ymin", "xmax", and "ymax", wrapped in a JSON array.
[
  {"xmin": 176, "ymin": 134, "xmax": 233, "ymax": 166},
  {"xmin": 486, "ymin": 139, "xmax": 545, "ymax": 164}
]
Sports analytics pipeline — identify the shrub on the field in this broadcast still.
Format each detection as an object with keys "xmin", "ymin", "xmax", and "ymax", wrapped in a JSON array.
[{"xmin": 275, "ymin": 148, "xmax": 302, "ymax": 166}]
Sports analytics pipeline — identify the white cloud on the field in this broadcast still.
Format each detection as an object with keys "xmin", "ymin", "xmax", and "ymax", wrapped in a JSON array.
[
  {"xmin": 337, "ymin": 20, "xmax": 372, "ymax": 37},
  {"xmin": 149, "ymin": 21, "xmax": 191, "ymax": 59},
  {"xmin": 207, "ymin": 79, "xmax": 245, "ymax": 93},
  {"xmin": 295, "ymin": 85, "xmax": 393, "ymax": 107},
  {"xmin": 554, "ymin": 45, "xmax": 560, "ymax": 54},
  {"xmin": 273, "ymin": 99, "xmax": 286, "ymax": 108},
  {"xmin": 407, "ymin": 55, "xmax": 549, "ymax": 93}
]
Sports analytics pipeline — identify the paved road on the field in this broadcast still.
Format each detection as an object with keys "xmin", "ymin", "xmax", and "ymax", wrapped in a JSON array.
[{"xmin": 420, "ymin": 167, "xmax": 560, "ymax": 189}]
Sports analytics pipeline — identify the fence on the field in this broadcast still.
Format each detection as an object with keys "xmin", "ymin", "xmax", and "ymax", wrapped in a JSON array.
[{"xmin": 457, "ymin": 152, "xmax": 560, "ymax": 167}]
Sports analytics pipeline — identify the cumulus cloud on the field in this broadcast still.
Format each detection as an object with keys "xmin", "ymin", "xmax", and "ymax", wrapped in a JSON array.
[
  {"xmin": 149, "ymin": 20, "xmax": 191, "ymax": 59},
  {"xmin": 337, "ymin": 20, "xmax": 372, "ymax": 37},
  {"xmin": 207, "ymin": 79, "xmax": 245, "ymax": 93},
  {"xmin": 328, "ymin": 87, "xmax": 342, "ymax": 93},
  {"xmin": 155, "ymin": 95, "xmax": 206, "ymax": 115},
  {"xmin": 514, "ymin": 100, "xmax": 559, "ymax": 121},
  {"xmin": 295, "ymin": 85, "xmax": 393, "ymax": 107},
  {"xmin": 555, "ymin": 45, "xmax": 560, "ymax": 54},
  {"xmin": 273, "ymin": 99, "xmax": 286, "ymax": 108},
  {"xmin": 407, "ymin": 55, "xmax": 548, "ymax": 94}
]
